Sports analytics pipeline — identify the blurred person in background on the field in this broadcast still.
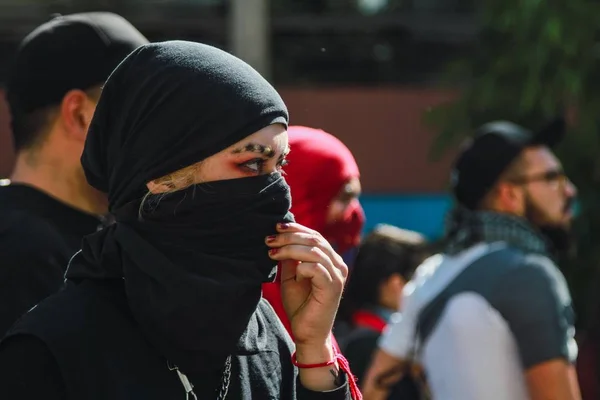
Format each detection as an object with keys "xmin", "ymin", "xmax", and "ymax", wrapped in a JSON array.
[
  {"xmin": 336, "ymin": 224, "xmax": 429, "ymax": 399},
  {"xmin": 263, "ymin": 125, "xmax": 365, "ymax": 340},
  {"xmin": 285, "ymin": 125, "xmax": 364, "ymax": 261},
  {"xmin": 0, "ymin": 12, "xmax": 147, "ymax": 336},
  {"xmin": 362, "ymin": 119, "xmax": 580, "ymax": 400}
]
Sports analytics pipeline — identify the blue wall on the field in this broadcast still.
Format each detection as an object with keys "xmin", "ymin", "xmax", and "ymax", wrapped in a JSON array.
[{"xmin": 360, "ymin": 194, "xmax": 452, "ymax": 240}]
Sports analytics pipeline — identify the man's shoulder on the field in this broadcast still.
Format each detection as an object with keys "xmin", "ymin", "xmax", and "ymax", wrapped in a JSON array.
[
  {"xmin": 404, "ymin": 243, "xmax": 514, "ymax": 311},
  {"xmin": 0, "ymin": 207, "xmax": 70, "ymax": 260},
  {"xmin": 489, "ymin": 251, "xmax": 572, "ymax": 312},
  {"xmin": 479, "ymin": 245, "xmax": 568, "ymax": 302},
  {"xmin": 414, "ymin": 243, "xmax": 554, "ymax": 293},
  {"xmin": 0, "ymin": 208, "xmax": 72, "ymax": 288},
  {"xmin": 411, "ymin": 244, "xmax": 560, "ymax": 341}
]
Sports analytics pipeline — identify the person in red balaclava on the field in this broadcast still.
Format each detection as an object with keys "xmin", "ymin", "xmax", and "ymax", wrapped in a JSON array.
[{"xmin": 263, "ymin": 125, "xmax": 365, "ymax": 341}]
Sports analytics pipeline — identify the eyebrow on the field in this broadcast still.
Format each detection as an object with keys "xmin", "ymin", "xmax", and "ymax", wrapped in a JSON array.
[{"xmin": 231, "ymin": 143, "xmax": 290, "ymax": 159}]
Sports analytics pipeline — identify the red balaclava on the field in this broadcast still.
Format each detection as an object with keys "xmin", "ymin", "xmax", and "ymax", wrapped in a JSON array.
[{"xmin": 263, "ymin": 126, "xmax": 365, "ymax": 339}]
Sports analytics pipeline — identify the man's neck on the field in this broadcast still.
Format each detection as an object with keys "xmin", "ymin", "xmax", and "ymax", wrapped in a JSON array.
[{"xmin": 10, "ymin": 152, "xmax": 106, "ymax": 216}]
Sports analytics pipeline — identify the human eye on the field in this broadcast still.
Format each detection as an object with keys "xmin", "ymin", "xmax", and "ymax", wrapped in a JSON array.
[{"xmin": 239, "ymin": 158, "xmax": 264, "ymax": 174}]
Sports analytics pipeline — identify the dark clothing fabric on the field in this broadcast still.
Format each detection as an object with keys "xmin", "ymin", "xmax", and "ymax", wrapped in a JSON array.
[
  {"xmin": 29, "ymin": 40, "xmax": 351, "ymax": 399},
  {"xmin": 0, "ymin": 279, "xmax": 350, "ymax": 400},
  {"xmin": 344, "ymin": 331, "xmax": 420, "ymax": 400},
  {"xmin": 443, "ymin": 209, "xmax": 549, "ymax": 256},
  {"xmin": 68, "ymin": 174, "xmax": 294, "ymax": 375},
  {"xmin": 73, "ymin": 40, "xmax": 292, "ymax": 375},
  {"xmin": 0, "ymin": 184, "xmax": 103, "ymax": 336},
  {"xmin": 338, "ymin": 308, "xmax": 420, "ymax": 400},
  {"xmin": 343, "ymin": 327, "xmax": 379, "ymax": 383}
]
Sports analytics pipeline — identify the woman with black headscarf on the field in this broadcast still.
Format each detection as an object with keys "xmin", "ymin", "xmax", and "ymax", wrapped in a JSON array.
[{"xmin": 0, "ymin": 41, "xmax": 360, "ymax": 400}]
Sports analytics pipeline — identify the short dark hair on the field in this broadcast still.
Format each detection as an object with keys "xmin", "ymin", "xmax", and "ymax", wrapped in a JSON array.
[
  {"xmin": 478, "ymin": 150, "xmax": 530, "ymax": 209},
  {"xmin": 6, "ymin": 12, "xmax": 147, "ymax": 152},
  {"xmin": 338, "ymin": 224, "xmax": 429, "ymax": 321},
  {"xmin": 10, "ymin": 104, "xmax": 59, "ymax": 151},
  {"xmin": 10, "ymin": 86, "xmax": 103, "ymax": 152}
]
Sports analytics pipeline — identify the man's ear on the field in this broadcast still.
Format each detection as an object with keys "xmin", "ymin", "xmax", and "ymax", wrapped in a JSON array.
[
  {"xmin": 496, "ymin": 182, "xmax": 524, "ymax": 213},
  {"xmin": 58, "ymin": 89, "xmax": 96, "ymax": 143}
]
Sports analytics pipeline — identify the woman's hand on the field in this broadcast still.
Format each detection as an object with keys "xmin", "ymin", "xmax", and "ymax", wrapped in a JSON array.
[
  {"xmin": 267, "ymin": 222, "xmax": 349, "ymax": 391},
  {"xmin": 267, "ymin": 222, "xmax": 348, "ymax": 346}
]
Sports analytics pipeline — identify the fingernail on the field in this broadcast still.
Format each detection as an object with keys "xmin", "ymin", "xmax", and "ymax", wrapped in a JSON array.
[
  {"xmin": 278, "ymin": 223, "xmax": 289, "ymax": 230},
  {"xmin": 266, "ymin": 235, "xmax": 277, "ymax": 243},
  {"xmin": 269, "ymin": 248, "xmax": 279, "ymax": 256}
]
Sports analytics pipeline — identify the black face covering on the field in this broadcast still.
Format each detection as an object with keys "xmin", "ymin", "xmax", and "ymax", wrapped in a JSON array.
[
  {"xmin": 70, "ymin": 173, "xmax": 293, "ymax": 374},
  {"xmin": 130, "ymin": 174, "xmax": 291, "ymax": 283},
  {"xmin": 66, "ymin": 40, "xmax": 291, "ymax": 375}
]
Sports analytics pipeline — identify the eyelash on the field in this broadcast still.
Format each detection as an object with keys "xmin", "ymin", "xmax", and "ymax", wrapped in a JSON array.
[{"xmin": 239, "ymin": 158, "xmax": 289, "ymax": 174}]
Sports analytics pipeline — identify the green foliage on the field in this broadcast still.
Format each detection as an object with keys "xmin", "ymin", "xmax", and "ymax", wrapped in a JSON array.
[{"xmin": 425, "ymin": 0, "xmax": 600, "ymax": 328}]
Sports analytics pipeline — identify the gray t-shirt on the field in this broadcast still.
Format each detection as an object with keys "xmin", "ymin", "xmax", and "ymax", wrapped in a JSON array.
[{"xmin": 379, "ymin": 242, "xmax": 576, "ymax": 400}]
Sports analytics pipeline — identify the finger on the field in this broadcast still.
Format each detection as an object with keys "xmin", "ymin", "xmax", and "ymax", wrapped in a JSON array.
[
  {"xmin": 266, "ymin": 232, "xmax": 320, "ymax": 248},
  {"xmin": 279, "ymin": 259, "xmax": 300, "ymax": 283},
  {"xmin": 276, "ymin": 222, "xmax": 317, "ymax": 234},
  {"xmin": 268, "ymin": 232, "xmax": 348, "ymax": 281},
  {"xmin": 295, "ymin": 262, "xmax": 335, "ymax": 291},
  {"xmin": 270, "ymin": 245, "xmax": 343, "ymax": 289},
  {"xmin": 271, "ymin": 226, "xmax": 348, "ymax": 279},
  {"xmin": 270, "ymin": 244, "xmax": 333, "ymax": 268}
]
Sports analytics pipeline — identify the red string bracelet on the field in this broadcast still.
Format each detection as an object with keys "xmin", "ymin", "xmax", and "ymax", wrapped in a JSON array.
[
  {"xmin": 291, "ymin": 350, "xmax": 363, "ymax": 400},
  {"xmin": 291, "ymin": 351, "xmax": 337, "ymax": 369}
]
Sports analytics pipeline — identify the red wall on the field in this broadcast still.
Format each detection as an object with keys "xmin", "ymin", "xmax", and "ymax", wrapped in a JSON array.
[
  {"xmin": 279, "ymin": 87, "xmax": 457, "ymax": 193},
  {"xmin": 0, "ymin": 87, "xmax": 457, "ymax": 193}
]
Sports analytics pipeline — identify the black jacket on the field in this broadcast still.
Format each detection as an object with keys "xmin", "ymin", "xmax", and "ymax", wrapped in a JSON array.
[{"xmin": 0, "ymin": 279, "xmax": 351, "ymax": 399}]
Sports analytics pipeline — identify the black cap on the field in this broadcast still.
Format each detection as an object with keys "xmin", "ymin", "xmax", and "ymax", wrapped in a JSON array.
[
  {"xmin": 450, "ymin": 118, "xmax": 566, "ymax": 210},
  {"xmin": 6, "ymin": 12, "xmax": 148, "ymax": 114}
]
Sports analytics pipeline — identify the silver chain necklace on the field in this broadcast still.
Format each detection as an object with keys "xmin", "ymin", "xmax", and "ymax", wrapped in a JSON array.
[
  {"xmin": 168, "ymin": 355, "xmax": 232, "ymax": 400},
  {"xmin": 216, "ymin": 355, "xmax": 233, "ymax": 400}
]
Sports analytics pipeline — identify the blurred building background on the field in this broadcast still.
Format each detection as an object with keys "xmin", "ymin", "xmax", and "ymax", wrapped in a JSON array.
[{"xmin": 0, "ymin": 0, "xmax": 477, "ymax": 238}]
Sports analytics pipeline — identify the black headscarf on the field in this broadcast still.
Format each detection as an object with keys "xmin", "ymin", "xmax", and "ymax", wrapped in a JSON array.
[
  {"xmin": 81, "ymin": 40, "xmax": 288, "ymax": 210},
  {"xmin": 66, "ymin": 41, "xmax": 292, "ymax": 378}
]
